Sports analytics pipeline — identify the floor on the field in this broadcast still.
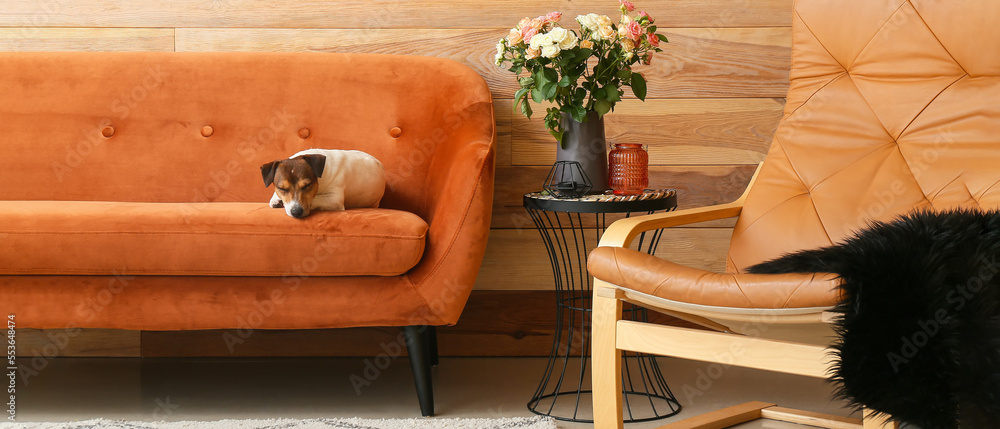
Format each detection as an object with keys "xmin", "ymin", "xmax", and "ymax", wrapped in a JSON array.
[{"xmin": 11, "ymin": 356, "xmax": 857, "ymax": 428}]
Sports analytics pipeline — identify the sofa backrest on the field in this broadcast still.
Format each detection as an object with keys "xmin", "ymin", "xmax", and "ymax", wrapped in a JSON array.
[
  {"xmin": 728, "ymin": 0, "xmax": 1000, "ymax": 272},
  {"xmin": 0, "ymin": 52, "xmax": 494, "ymax": 218}
]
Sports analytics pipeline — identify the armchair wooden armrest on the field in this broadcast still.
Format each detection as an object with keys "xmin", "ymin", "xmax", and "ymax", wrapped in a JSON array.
[{"xmin": 597, "ymin": 163, "xmax": 761, "ymax": 249}]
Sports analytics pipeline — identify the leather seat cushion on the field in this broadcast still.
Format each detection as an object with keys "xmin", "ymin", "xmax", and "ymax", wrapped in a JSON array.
[{"xmin": 0, "ymin": 201, "xmax": 427, "ymax": 277}]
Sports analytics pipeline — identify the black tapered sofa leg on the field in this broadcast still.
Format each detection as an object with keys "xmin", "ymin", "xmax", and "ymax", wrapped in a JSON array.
[
  {"xmin": 427, "ymin": 325, "xmax": 439, "ymax": 367},
  {"xmin": 403, "ymin": 325, "xmax": 435, "ymax": 417}
]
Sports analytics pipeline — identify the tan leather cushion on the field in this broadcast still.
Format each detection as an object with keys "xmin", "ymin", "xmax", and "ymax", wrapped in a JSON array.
[
  {"xmin": 729, "ymin": 0, "xmax": 1000, "ymax": 272},
  {"xmin": 590, "ymin": 247, "xmax": 840, "ymax": 309},
  {"xmin": 0, "ymin": 201, "xmax": 427, "ymax": 276}
]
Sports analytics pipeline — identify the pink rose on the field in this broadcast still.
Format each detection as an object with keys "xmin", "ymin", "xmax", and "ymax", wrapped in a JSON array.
[
  {"xmin": 522, "ymin": 27, "xmax": 539, "ymax": 44},
  {"xmin": 530, "ymin": 17, "xmax": 544, "ymax": 30},
  {"xmin": 639, "ymin": 10, "xmax": 653, "ymax": 23},
  {"xmin": 546, "ymin": 11, "xmax": 562, "ymax": 23},
  {"xmin": 647, "ymin": 31, "xmax": 660, "ymax": 47},
  {"xmin": 626, "ymin": 20, "xmax": 642, "ymax": 42},
  {"xmin": 517, "ymin": 17, "xmax": 531, "ymax": 30},
  {"xmin": 620, "ymin": 0, "xmax": 635, "ymax": 12}
]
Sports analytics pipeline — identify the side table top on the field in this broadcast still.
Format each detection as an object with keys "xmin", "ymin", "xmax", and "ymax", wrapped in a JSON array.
[{"xmin": 524, "ymin": 189, "xmax": 677, "ymax": 213}]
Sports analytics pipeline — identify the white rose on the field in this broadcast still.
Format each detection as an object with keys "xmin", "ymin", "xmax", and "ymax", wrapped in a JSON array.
[
  {"xmin": 577, "ymin": 13, "xmax": 601, "ymax": 32},
  {"xmin": 595, "ymin": 15, "xmax": 613, "ymax": 27},
  {"xmin": 496, "ymin": 40, "xmax": 505, "ymax": 55},
  {"xmin": 558, "ymin": 31, "xmax": 578, "ymax": 50},
  {"xmin": 549, "ymin": 27, "xmax": 568, "ymax": 44},
  {"xmin": 495, "ymin": 53, "xmax": 504, "ymax": 65},
  {"xmin": 530, "ymin": 33, "xmax": 555, "ymax": 50},
  {"xmin": 540, "ymin": 44, "xmax": 561, "ymax": 58}
]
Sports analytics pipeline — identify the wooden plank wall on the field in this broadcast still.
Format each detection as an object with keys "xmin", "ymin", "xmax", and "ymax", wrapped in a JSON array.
[{"xmin": 1, "ymin": 0, "xmax": 792, "ymax": 357}]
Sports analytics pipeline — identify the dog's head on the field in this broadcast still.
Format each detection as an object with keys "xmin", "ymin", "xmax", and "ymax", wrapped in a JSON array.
[{"xmin": 260, "ymin": 154, "xmax": 327, "ymax": 219}]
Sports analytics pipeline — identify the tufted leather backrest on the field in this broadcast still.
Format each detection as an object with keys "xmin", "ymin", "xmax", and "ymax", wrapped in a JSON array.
[
  {"xmin": 0, "ymin": 52, "xmax": 494, "ymax": 220},
  {"xmin": 728, "ymin": 0, "xmax": 1000, "ymax": 272}
]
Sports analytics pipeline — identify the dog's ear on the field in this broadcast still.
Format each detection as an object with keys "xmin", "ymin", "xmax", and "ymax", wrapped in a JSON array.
[
  {"xmin": 260, "ymin": 161, "xmax": 280, "ymax": 187},
  {"xmin": 300, "ymin": 154, "xmax": 327, "ymax": 178}
]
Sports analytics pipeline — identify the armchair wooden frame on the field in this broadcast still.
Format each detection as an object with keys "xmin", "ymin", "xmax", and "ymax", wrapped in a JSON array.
[{"xmin": 591, "ymin": 164, "xmax": 898, "ymax": 429}]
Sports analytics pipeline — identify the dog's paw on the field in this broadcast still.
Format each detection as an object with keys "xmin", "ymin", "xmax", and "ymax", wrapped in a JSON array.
[{"xmin": 269, "ymin": 194, "xmax": 284, "ymax": 208}]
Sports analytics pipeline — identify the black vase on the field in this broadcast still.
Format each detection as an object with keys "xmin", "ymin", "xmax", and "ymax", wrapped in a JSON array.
[{"xmin": 557, "ymin": 111, "xmax": 608, "ymax": 193}]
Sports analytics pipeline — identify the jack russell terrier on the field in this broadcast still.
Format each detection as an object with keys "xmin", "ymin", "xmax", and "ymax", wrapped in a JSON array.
[{"xmin": 260, "ymin": 149, "xmax": 386, "ymax": 218}]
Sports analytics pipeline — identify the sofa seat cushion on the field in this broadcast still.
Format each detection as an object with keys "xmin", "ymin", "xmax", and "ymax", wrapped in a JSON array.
[{"xmin": 0, "ymin": 201, "xmax": 428, "ymax": 277}]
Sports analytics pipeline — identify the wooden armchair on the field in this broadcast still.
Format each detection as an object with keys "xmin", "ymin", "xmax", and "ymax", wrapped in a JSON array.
[{"xmin": 590, "ymin": 0, "xmax": 1000, "ymax": 427}]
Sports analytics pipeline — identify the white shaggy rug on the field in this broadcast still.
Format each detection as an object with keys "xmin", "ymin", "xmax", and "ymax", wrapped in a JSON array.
[{"xmin": 0, "ymin": 417, "xmax": 557, "ymax": 429}]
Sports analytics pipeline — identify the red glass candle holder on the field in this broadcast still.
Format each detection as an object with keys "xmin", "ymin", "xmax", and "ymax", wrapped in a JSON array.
[{"xmin": 608, "ymin": 143, "xmax": 648, "ymax": 196}]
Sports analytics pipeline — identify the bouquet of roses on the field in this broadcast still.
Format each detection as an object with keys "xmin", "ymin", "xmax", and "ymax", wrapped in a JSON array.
[{"xmin": 495, "ymin": 0, "xmax": 665, "ymax": 145}]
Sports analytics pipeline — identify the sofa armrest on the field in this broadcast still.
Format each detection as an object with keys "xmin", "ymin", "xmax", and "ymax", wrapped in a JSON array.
[{"xmin": 404, "ymin": 101, "xmax": 496, "ymax": 326}]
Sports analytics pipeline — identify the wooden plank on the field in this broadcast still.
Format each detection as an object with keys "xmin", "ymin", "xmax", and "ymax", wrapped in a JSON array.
[
  {"xmin": 494, "ymin": 99, "xmax": 513, "ymax": 167},
  {"xmin": 644, "ymin": 27, "xmax": 792, "ymax": 98},
  {"xmin": 659, "ymin": 401, "xmax": 773, "ymax": 429},
  {"xmin": 176, "ymin": 27, "xmax": 790, "ymax": 99},
  {"xmin": 138, "ymin": 291, "xmax": 705, "ymax": 357},
  {"xmin": 616, "ymin": 321, "xmax": 830, "ymax": 378},
  {"xmin": 863, "ymin": 409, "xmax": 897, "ymax": 429},
  {"xmin": 760, "ymin": 407, "xmax": 862, "ymax": 429},
  {"xmin": 475, "ymin": 227, "xmax": 733, "ymax": 290},
  {"xmin": 14, "ymin": 328, "xmax": 140, "ymax": 357},
  {"xmin": 512, "ymin": 98, "xmax": 782, "ymax": 166},
  {"xmin": 0, "ymin": 0, "xmax": 792, "ymax": 29},
  {"xmin": 491, "ymin": 164, "xmax": 756, "ymax": 229},
  {"xmin": 0, "ymin": 28, "xmax": 174, "ymax": 51}
]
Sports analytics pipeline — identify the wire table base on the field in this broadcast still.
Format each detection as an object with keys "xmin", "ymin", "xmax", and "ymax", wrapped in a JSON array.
[{"xmin": 523, "ymin": 191, "xmax": 681, "ymax": 423}]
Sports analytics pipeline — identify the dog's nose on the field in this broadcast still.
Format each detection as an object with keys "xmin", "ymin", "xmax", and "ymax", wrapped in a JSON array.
[{"xmin": 290, "ymin": 206, "xmax": 305, "ymax": 218}]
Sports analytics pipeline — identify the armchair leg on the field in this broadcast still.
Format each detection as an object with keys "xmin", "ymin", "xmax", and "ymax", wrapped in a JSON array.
[
  {"xmin": 403, "ymin": 325, "xmax": 435, "ymax": 417},
  {"xmin": 593, "ymin": 283, "xmax": 624, "ymax": 429}
]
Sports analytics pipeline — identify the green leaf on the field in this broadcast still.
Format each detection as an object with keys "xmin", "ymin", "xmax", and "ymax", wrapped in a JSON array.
[
  {"xmin": 519, "ymin": 76, "xmax": 534, "ymax": 88},
  {"xmin": 542, "ymin": 82, "xmax": 558, "ymax": 99},
  {"xmin": 575, "ymin": 48, "xmax": 594, "ymax": 61},
  {"xmin": 534, "ymin": 70, "xmax": 549, "ymax": 88},
  {"xmin": 543, "ymin": 68, "xmax": 559, "ymax": 85},
  {"xmin": 514, "ymin": 88, "xmax": 530, "ymax": 108},
  {"xmin": 604, "ymin": 83, "xmax": 621, "ymax": 102},
  {"xmin": 520, "ymin": 97, "xmax": 533, "ymax": 118},
  {"xmin": 617, "ymin": 69, "xmax": 632, "ymax": 80},
  {"xmin": 558, "ymin": 75, "xmax": 571, "ymax": 87},
  {"xmin": 550, "ymin": 128, "xmax": 564, "ymax": 145},
  {"xmin": 657, "ymin": 33, "xmax": 669, "ymax": 43},
  {"xmin": 593, "ymin": 87, "xmax": 607, "ymax": 101},
  {"xmin": 572, "ymin": 105, "xmax": 587, "ymax": 122},
  {"xmin": 631, "ymin": 72, "xmax": 647, "ymax": 101},
  {"xmin": 531, "ymin": 88, "xmax": 544, "ymax": 104},
  {"xmin": 594, "ymin": 99, "xmax": 612, "ymax": 116}
]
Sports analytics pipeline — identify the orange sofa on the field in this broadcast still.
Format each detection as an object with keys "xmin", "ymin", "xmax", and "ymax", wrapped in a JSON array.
[{"xmin": 0, "ymin": 52, "xmax": 496, "ymax": 416}]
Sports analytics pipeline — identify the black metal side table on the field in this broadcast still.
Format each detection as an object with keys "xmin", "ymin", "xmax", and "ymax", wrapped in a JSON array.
[{"xmin": 524, "ymin": 189, "xmax": 682, "ymax": 423}]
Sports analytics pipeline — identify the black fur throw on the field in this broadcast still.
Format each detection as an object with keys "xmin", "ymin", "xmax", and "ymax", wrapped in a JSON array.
[{"xmin": 748, "ymin": 209, "xmax": 1000, "ymax": 429}]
